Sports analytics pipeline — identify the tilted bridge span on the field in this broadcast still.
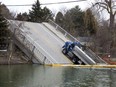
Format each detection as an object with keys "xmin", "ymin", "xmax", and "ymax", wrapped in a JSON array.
[{"xmin": 8, "ymin": 20, "xmax": 107, "ymax": 65}]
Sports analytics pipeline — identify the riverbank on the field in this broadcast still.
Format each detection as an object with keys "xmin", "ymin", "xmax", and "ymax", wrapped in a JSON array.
[
  {"xmin": 102, "ymin": 57, "xmax": 116, "ymax": 65},
  {"xmin": 0, "ymin": 49, "xmax": 31, "ymax": 65}
]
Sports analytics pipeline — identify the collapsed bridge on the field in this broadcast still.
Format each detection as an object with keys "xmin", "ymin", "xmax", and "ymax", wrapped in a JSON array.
[{"xmin": 8, "ymin": 20, "xmax": 107, "ymax": 65}]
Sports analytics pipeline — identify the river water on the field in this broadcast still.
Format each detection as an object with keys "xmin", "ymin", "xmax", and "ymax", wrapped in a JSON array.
[{"xmin": 0, "ymin": 64, "xmax": 116, "ymax": 87}]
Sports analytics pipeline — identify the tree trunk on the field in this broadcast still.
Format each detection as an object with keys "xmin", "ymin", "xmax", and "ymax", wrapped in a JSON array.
[
  {"xmin": 110, "ymin": 13, "xmax": 116, "ymax": 57},
  {"xmin": 110, "ymin": 14, "xmax": 115, "ymax": 30}
]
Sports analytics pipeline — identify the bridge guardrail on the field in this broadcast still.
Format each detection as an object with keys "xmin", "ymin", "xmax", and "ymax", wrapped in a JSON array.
[
  {"xmin": 48, "ymin": 20, "xmax": 77, "ymax": 42},
  {"xmin": 8, "ymin": 20, "xmax": 55, "ymax": 64}
]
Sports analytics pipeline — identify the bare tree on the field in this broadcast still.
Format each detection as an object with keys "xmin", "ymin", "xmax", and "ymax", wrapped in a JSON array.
[
  {"xmin": 92, "ymin": 0, "xmax": 116, "ymax": 57},
  {"xmin": 95, "ymin": 21, "xmax": 111, "ymax": 53},
  {"xmin": 94, "ymin": 0, "xmax": 116, "ymax": 29}
]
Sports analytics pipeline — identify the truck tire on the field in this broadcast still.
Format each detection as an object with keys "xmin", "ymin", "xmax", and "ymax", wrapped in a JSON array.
[{"xmin": 62, "ymin": 49, "xmax": 68, "ymax": 55}]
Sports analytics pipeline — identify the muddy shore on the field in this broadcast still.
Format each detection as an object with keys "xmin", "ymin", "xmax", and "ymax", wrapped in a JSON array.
[{"xmin": 0, "ymin": 50, "xmax": 31, "ymax": 65}]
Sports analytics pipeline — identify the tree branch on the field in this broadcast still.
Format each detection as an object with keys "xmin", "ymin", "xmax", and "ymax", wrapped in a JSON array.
[
  {"xmin": 114, "ymin": 11, "xmax": 116, "ymax": 15},
  {"xmin": 105, "ymin": 0, "xmax": 109, "ymax": 4},
  {"xmin": 94, "ymin": 2, "xmax": 108, "ymax": 7},
  {"xmin": 100, "ymin": 5, "xmax": 110, "ymax": 13}
]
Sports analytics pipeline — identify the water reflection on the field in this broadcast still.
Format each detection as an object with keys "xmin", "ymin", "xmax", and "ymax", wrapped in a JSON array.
[{"xmin": 0, "ymin": 65, "xmax": 116, "ymax": 87}]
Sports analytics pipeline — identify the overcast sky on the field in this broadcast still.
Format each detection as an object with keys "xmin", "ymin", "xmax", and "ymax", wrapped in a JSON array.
[{"xmin": 0, "ymin": 0, "xmax": 94, "ymax": 14}]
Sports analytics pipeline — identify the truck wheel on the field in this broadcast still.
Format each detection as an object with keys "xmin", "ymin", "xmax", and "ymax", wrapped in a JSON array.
[
  {"xmin": 62, "ymin": 49, "xmax": 67, "ymax": 55},
  {"xmin": 72, "ymin": 58, "xmax": 76, "ymax": 63}
]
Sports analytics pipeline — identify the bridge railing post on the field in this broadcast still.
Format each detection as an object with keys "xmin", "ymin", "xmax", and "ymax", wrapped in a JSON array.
[
  {"xmin": 64, "ymin": 32, "xmax": 67, "ymax": 37},
  {"xmin": 55, "ymin": 25, "xmax": 58, "ymax": 30}
]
